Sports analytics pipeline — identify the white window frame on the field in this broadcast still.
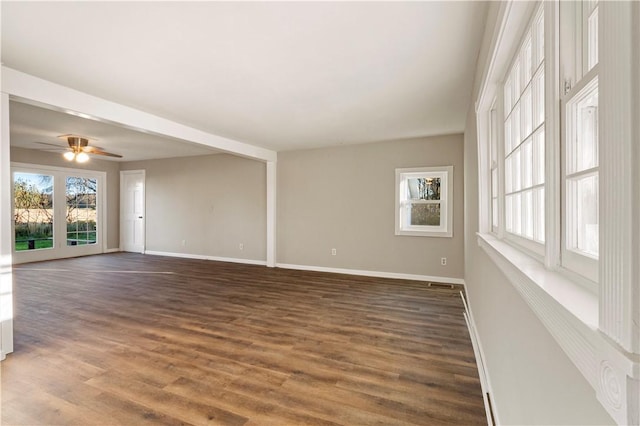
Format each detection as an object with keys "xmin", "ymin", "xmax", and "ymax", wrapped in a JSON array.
[
  {"xmin": 557, "ymin": 0, "xmax": 600, "ymax": 286},
  {"xmin": 395, "ymin": 166, "xmax": 453, "ymax": 238},
  {"xmin": 561, "ymin": 72, "xmax": 599, "ymax": 283},
  {"xmin": 500, "ymin": 4, "xmax": 546, "ymax": 258}
]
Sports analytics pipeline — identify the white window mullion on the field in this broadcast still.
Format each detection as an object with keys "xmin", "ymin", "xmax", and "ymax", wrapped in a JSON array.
[{"xmin": 545, "ymin": 0, "xmax": 561, "ymax": 269}]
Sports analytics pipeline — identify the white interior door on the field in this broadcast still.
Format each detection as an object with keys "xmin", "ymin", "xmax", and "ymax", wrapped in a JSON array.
[{"xmin": 120, "ymin": 170, "xmax": 145, "ymax": 253}]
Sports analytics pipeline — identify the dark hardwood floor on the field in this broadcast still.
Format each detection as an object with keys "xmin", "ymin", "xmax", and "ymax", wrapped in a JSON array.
[{"xmin": 1, "ymin": 253, "xmax": 485, "ymax": 425}]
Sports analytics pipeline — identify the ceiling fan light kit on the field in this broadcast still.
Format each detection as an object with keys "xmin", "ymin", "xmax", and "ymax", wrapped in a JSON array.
[
  {"xmin": 56, "ymin": 134, "xmax": 122, "ymax": 162},
  {"xmin": 65, "ymin": 151, "xmax": 89, "ymax": 163}
]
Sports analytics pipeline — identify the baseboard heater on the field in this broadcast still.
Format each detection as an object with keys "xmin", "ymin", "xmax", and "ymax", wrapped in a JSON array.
[{"xmin": 461, "ymin": 291, "xmax": 496, "ymax": 426}]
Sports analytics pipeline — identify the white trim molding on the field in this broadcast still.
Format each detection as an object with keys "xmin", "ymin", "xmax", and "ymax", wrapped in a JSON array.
[
  {"xmin": 275, "ymin": 263, "xmax": 465, "ymax": 286},
  {"xmin": 266, "ymin": 161, "xmax": 276, "ymax": 267},
  {"xmin": 0, "ymin": 92, "xmax": 15, "ymax": 360},
  {"xmin": 461, "ymin": 291, "xmax": 499, "ymax": 425},
  {"xmin": 105, "ymin": 248, "xmax": 121, "ymax": 254},
  {"xmin": 145, "ymin": 250, "xmax": 267, "ymax": 266}
]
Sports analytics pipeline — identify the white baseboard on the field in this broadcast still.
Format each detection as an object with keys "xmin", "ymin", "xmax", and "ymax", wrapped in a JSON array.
[
  {"xmin": 461, "ymin": 291, "xmax": 499, "ymax": 425},
  {"xmin": 105, "ymin": 248, "xmax": 121, "ymax": 253},
  {"xmin": 275, "ymin": 263, "xmax": 465, "ymax": 285},
  {"xmin": 145, "ymin": 250, "xmax": 267, "ymax": 266}
]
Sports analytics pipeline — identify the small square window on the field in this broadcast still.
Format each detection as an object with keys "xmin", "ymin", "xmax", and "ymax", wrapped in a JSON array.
[{"xmin": 395, "ymin": 166, "xmax": 453, "ymax": 237}]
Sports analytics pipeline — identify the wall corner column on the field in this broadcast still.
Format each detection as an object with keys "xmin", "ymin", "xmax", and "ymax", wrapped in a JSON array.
[
  {"xmin": 597, "ymin": 1, "xmax": 640, "ymax": 424},
  {"xmin": 266, "ymin": 160, "xmax": 276, "ymax": 267},
  {"xmin": 0, "ymin": 91, "xmax": 15, "ymax": 360}
]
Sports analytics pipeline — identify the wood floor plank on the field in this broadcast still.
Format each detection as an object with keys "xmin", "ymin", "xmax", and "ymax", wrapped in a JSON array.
[{"xmin": 2, "ymin": 253, "xmax": 485, "ymax": 425}]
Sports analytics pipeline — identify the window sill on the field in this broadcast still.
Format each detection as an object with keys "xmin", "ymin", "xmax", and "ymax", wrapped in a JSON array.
[
  {"xmin": 477, "ymin": 232, "xmax": 598, "ymax": 328},
  {"xmin": 476, "ymin": 232, "xmax": 604, "ymax": 395}
]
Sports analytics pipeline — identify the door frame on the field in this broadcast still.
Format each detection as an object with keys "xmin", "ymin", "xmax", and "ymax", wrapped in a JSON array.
[
  {"xmin": 11, "ymin": 162, "xmax": 107, "ymax": 264},
  {"xmin": 120, "ymin": 169, "xmax": 146, "ymax": 253}
]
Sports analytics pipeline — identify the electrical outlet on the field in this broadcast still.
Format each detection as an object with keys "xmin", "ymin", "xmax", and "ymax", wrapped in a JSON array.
[
  {"xmin": 441, "ymin": 257, "xmax": 447, "ymax": 266},
  {"xmin": 181, "ymin": 239, "xmax": 186, "ymax": 247},
  {"xmin": 239, "ymin": 243, "xmax": 244, "ymax": 250},
  {"xmin": 331, "ymin": 248, "xmax": 337, "ymax": 256}
]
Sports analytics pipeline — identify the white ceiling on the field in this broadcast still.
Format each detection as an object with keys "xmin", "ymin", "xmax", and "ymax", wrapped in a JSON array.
[
  {"xmin": 2, "ymin": 1, "xmax": 488, "ymax": 153},
  {"xmin": 9, "ymin": 101, "xmax": 219, "ymax": 162}
]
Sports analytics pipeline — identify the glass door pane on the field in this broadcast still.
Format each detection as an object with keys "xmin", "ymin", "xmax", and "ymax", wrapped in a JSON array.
[
  {"xmin": 66, "ymin": 177, "xmax": 98, "ymax": 246},
  {"xmin": 13, "ymin": 173, "xmax": 54, "ymax": 251}
]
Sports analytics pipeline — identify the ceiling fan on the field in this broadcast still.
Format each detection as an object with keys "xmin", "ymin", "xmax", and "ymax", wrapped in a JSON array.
[{"xmin": 37, "ymin": 135, "xmax": 123, "ymax": 162}]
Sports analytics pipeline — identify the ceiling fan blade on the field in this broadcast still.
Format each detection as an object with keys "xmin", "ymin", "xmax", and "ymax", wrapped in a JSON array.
[
  {"xmin": 85, "ymin": 148, "xmax": 123, "ymax": 158},
  {"xmin": 35, "ymin": 141, "xmax": 67, "ymax": 149},
  {"xmin": 81, "ymin": 145, "xmax": 105, "ymax": 152}
]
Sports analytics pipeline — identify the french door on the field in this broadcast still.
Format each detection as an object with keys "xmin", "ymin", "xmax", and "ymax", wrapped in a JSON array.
[{"xmin": 11, "ymin": 163, "xmax": 106, "ymax": 264}]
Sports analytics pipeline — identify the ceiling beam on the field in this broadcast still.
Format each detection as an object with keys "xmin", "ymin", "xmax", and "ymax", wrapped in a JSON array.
[{"xmin": 1, "ymin": 67, "xmax": 277, "ymax": 162}]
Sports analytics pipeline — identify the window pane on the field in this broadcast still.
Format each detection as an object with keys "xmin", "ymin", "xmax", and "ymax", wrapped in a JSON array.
[
  {"xmin": 587, "ymin": 6, "xmax": 598, "ymax": 71},
  {"xmin": 513, "ymin": 192, "xmax": 522, "ymax": 235},
  {"xmin": 490, "ymin": 108, "xmax": 498, "ymax": 163},
  {"xmin": 521, "ymin": 87, "xmax": 532, "ymax": 139},
  {"xmin": 533, "ymin": 68, "xmax": 545, "ymax": 129},
  {"xmin": 523, "ymin": 190, "xmax": 533, "ymax": 239},
  {"xmin": 533, "ymin": 129, "xmax": 545, "ymax": 185},
  {"xmin": 504, "ymin": 77, "xmax": 513, "ymax": 116},
  {"xmin": 504, "ymin": 115, "xmax": 512, "ymax": 154},
  {"xmin": 491, "ymin": 168, "xmax": 498, "ymax": 197},
  {"xmin": 13, "ymin": 173, "xmax": 54, "ymax": 251},
  {"xmin": 512, "ymin": 102, "xmax": 521, "ymax": 148},
  {"xmin": 492, "ymin": 198, "xmax": 499, "ymax": 230},
  {"xmin": 522, "ymin": 137, "xmax": 532, "ymax": 189},
  {"xmin": 512, "ymin": 148, "xmax": 521, "ymax": 192},
  {"xmin": 410, "ymin": 203, "xmax": 440, "ymax": 226},
  {"xmin": 568, "ymin": 80, "xmax": 598, "ymax": 174},
  {"xmin": 522, "ymin": 34, "xmax": 532, "ymax": 85},
  {"xmin": 567, "ymin": 174, "xmax": 598, "ymax": 257},
  {"xmin": 535, "ymin": 10, "xmax": 544, "ymax": 66},
  {"xmin": 535, "ymin": 187, "xmax": 545, "ymax": 242},
  {"xmin": 505, "ymin": 155, "xmax": 513, "ymax": 194},
  {"xmin": 511, "ymin": 59, "xmax": 521, "ymax": 104},
  {"xmin": 407, "ymin": 177, "xmax": 441, "ymax": 201},
  {"xmin": 66, "ymin": 177, "xmax": 98, "ymax": 246},
  {"xmin": 505, "ymin": 195, "xmax": 513, "ymax": 232}
]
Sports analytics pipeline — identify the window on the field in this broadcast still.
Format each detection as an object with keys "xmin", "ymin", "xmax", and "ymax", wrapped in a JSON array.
[
  {"xmin": 502, "ymin": 5, "xmax": 545, "ymax": 253},
  {"xmin": 13, "ymin": 173, "xmax": 54, "ymax": 251},
  {"xmin": 66, "ymin": 177, "xmax": 98, "ymax": 246},
  {"xmin": 584, "ymin": 0, "xmax": 599, "ymax": 72},
  {"xmin": 395, "ymin": 166, "xmax": 453, "ymax": 237},
  {"xmin": 561, "ymin": 0, "xmax": 599, "ymax": 282},
  {"xmin": 490, "ymin": 106, "xmax": 499, "ymax": 233}
]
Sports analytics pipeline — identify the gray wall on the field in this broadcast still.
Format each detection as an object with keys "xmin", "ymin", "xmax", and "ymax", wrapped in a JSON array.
[
  {"xmin": 121, "ymin": 154, "xmax": 266, "ymax": 262},
  {"xmin": 10, "ymin": 147, "xmax": 120, "ymax": 250},
  {"xmin": 277, "ymin": 135, "xmax": 464, "ymax": 280},
  {"xmin": 462, "ymin": 3, "xmax": 613, "ymax": 424}
]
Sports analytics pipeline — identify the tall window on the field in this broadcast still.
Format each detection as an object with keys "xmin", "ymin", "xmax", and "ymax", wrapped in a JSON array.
[
  {"xmin": 490, "ymin": 106, "xmax": 499, "ymax": 233},
  {"xmin": 562, "ymin": 0, "xmax": 599, "ymax": 281},
  {"xmin": 66, "ymin": 177, "xmax": 98, "ymax": 246},
  {"xmin": 13, "ymin": 173, "xmax": 54, "ymax": 251},
  {"xmin": 503, "ymin": 5, "xmax": 545, "ymax": 250}
]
